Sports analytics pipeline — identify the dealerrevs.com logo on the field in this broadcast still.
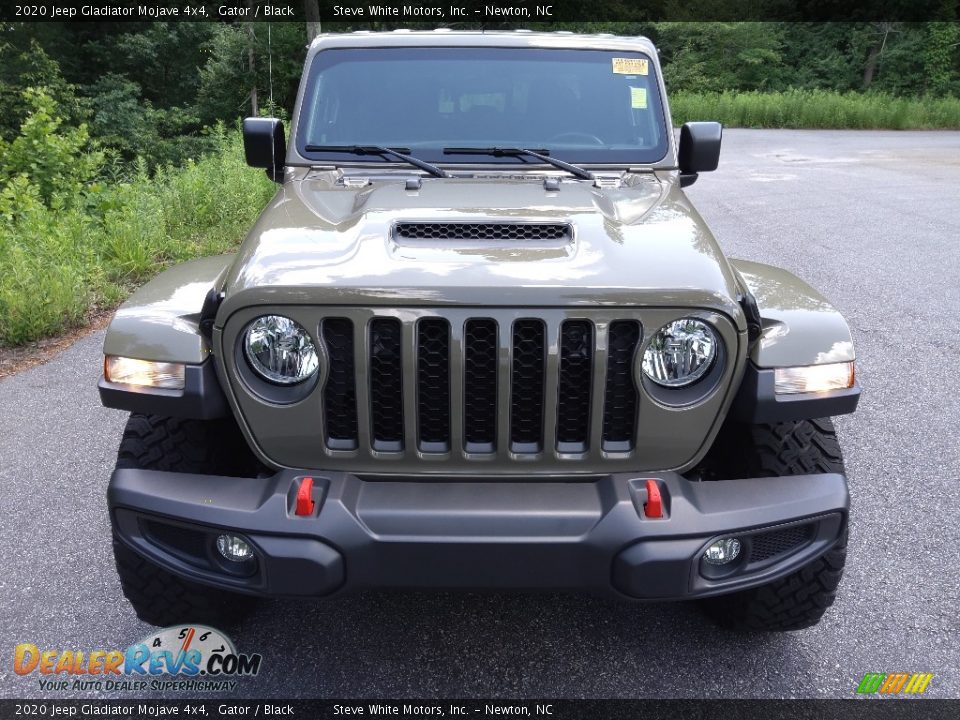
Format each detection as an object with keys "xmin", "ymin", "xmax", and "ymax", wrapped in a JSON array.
[
  {"xmin": 856, "ymin": 672, "xmax": 934, "ymax": 695},
  {"xmin": 14, "ymin": 625, "xmax": 262, "ymax": 693}
]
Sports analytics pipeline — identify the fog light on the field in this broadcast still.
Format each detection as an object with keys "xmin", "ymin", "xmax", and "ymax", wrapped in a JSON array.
[
  {"xmin": 703, "ymin": 537, "xmax": 741, "ymax": 565},
  {"xmin": 216, "ymin": 534, "xmax": 253, "ymax": 563}
]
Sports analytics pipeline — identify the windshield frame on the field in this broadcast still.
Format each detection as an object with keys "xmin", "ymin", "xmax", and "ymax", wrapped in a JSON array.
[{"xmin": 289, "ymin": 43, "xmax": 673, "ymax": 170}]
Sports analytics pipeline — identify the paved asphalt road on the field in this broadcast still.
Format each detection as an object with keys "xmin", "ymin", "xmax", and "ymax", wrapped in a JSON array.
[{"xmin": 1, "ymin": 130, "xmax": 958, "ymax": 701}]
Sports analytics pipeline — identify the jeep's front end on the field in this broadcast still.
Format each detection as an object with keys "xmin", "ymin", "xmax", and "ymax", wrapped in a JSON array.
[{"xmin": 100, "ymin": 32, "xmax": 859, "ymax": 630}]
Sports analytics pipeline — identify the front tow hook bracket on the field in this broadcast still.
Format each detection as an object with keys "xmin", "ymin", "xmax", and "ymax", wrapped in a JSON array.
[
  {"xmin": 644, "ymin": 479, "xmax": 664, "ymax": 519},
  {"xmin": 295, "ymin": 477, "xmax": 316, "ymax": 517}
]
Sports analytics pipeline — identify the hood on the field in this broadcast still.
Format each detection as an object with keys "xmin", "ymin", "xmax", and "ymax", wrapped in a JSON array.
[{"xmin": 220, "ymin": 171, "xmax": 742, "ymax": 320}]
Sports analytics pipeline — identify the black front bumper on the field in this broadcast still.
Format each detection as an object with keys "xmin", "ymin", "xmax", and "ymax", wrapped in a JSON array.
[{"xmin": 108, "ymin": 469, "xmax": 848, "ymax": 601}]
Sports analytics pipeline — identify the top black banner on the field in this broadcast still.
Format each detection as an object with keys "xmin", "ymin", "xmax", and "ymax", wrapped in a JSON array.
[{"xmin": 2, "ymin": 0, "xmax": 958, "ymax": 23}]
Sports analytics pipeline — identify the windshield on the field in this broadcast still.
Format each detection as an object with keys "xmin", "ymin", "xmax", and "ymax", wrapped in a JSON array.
[{"xmin": 296, "ymin": 46, "xmax": 669, "ymax": 167}]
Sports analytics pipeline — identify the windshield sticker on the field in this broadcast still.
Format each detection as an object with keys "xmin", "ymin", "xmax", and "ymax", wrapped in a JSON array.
[
  {"xmin": 612, "ymin": 58, "xmax": 649, "ymax": 75},
  {"xmin": 438, "ymin": 90, "xmax": 454, "ymax": 114},
  {"xmin": 630, "ymin": 87, "xmax": 648, "ymax": 109}
]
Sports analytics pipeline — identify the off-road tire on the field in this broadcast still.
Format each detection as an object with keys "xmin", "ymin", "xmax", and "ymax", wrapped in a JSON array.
[
  {"xmin": 115, "ymin": 413, "xmax": 260, "ymax": 477},
  {"xmin": 702, "ymin": 416, "xmax": 845, "ymax": 480},
  {"xmin": 111, "ymin": 413, "xmax": 259, "ymax": 627},
  {"xmin": 112, "ymin": 532, "xmax": 254, "ymax": 627},
  {"xmin": 699, "ymin": 418, "xmax": 848, "ymax": 632}
]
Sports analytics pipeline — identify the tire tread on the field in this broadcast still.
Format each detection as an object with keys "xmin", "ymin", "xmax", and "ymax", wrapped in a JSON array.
[
  {"xmin": 111, "ymin": 413, "xmax": 258, "ymax": 627},
  {"xmin": 700, "ymin": 418, "xmax": 848, "ymax": 632}
]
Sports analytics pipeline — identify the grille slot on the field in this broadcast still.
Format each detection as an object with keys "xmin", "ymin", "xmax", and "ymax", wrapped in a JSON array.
[
  {"xmin": 417, "ymin": 318, "xmax": 451, "ymax": 452},
  {"xmin": 556, "ymin": 320, "xmax": 593, "ymax": 452},
  {"xmin": 463, "ymin": 319, "xmax": 498, "ymax": 452},
  {"xmin": 602, "ymin": 320, "xmax": 641, "ymax": 451},
  {"xmin": 749, "ymin": 524, "xmax": 815, "ymax": 563},
  {"xmin": 395, "ymin": 222, "xmax": 570, "ymax": 242},
  {"xmin": 321, "ymin": 318, "xmax": 358, "ymax": 449},
  {"xmin": 369, "ymin": 318, "xmax": 404, "ymax": 451},
  {"xmin": 510, "ymin": 319, "xmax": 546, "ymax": 453}
]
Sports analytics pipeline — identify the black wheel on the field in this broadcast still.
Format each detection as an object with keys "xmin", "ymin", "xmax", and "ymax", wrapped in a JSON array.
[
  {"xmin": 698, "ymin": 418, "xmax": 849, "ymax": 631},
  {"xmin": 111, "ymin": 413, "xmax": 260, "ymax": 627}
]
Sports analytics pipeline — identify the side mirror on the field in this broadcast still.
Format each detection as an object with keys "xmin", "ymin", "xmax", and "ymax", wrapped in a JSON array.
[
  {"xmin": 677, "ymin": 121, "xmax": 722, "ymax": 188},
  {"xmin": 243, "ymin": 117, "xmax": 286, "ymax": 182}
]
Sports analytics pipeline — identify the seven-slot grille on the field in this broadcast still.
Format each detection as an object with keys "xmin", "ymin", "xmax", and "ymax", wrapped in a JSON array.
[{"xmin": 321, "ymin": 315, "xmax": 642, "ymax": 457}]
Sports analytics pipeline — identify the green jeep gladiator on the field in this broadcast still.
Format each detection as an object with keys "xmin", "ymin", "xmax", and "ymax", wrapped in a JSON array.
[{"xmin": 99, "ymin": 31, "xmax": 860, "ymax": 631}]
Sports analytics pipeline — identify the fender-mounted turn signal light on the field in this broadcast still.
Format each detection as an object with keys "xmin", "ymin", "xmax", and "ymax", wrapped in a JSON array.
[
  {"xmin": 295, "ymin": 477, "xmax": 315, "ymax": 517},
  {"xmin": 644, "ymin": 479, "xmax": 663, "ymax": 519}
]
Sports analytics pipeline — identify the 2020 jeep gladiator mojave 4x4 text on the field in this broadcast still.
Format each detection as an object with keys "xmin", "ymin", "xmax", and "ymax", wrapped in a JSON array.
[{"xmin": 100, "ymin": 31, "xmax": 860, "ymax": 631}]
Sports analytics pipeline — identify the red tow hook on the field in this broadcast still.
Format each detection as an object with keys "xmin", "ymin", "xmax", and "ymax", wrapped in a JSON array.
[
  {"xmin": 644, "ymin": 479, "xmax": 663, "ymax": 519},
  {"xmin": 295, "ymin": 477, "xmax": 315, "ymax": 517}
]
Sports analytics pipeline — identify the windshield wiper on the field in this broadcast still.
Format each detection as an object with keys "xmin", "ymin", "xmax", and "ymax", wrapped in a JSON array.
[
  {"xmin": 303, "ymin": 144, "xmax": 449, "ymax": 178},
  {"xmin": 443, "ymin": 147, "xmax": 594, "ymax": 181}
]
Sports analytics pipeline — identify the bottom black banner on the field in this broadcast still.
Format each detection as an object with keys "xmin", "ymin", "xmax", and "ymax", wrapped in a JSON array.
[{"xmin": 1, "ymin": 700, "xmax": 957, "ymax": 720}]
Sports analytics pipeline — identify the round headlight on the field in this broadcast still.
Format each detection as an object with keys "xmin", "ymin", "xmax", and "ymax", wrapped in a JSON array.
[
  {"xmin": 642, "ymin": 318, "xmax": 717, "ymax": 388},
  {"xmin": 244, "ymin": 315, "xmax": 319, "ymax": 385}
]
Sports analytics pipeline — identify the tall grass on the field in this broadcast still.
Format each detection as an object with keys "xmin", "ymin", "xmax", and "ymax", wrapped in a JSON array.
[
  {"xmin": 671, "ymin": 89, "xmax": 960, "ymax": 129},
  {"xmin": 0, "ymin": 130, "xmax": 275, "ymax": 346}
]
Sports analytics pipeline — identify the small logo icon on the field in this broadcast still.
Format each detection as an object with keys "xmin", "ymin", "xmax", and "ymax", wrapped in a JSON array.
[
  {"xmin": 856, "ymin": 672, "xmax": 934, "ymax": 695},
  {"xmin": 128, "ymin": 624, "xmax": 261, "ymax": 677}
]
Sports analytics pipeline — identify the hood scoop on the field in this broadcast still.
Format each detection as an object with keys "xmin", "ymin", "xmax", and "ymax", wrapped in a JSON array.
[{"xmin": 393, "ymin": 222, "xmax": 572, "ymax": 244}]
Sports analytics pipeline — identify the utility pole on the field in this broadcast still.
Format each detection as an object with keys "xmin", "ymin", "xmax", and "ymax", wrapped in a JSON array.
[
  {"xmin": 305, "ymin": 0, "xmax": 322, "ymax": 43},
  {"xmin": 246, "ymin": 0, "xmax": 258, "ymax": 116}
]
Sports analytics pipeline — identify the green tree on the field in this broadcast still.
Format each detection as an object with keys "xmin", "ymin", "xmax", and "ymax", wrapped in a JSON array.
[
  {"xmin": 0, "ymin": 88, "xmax": 104, "ymax": 208},
  {"xmin": 778, "ymin": 24, "xmax": 863, "ymax": 92},
  {"xmin": 924, "ymin": 22, "xmax": 960, "ymax": 95},
  {"xmin": 0, "ymin": 40, "xmax": 89, "ymax": 142},
  {"xmin": 86, "ymin": 74, "xmax": 210, "ymax": 168},
  {"xmin": 195, "ymin": 23, "xmax": 307, "ymax": 124},
  {"xmin": 654, "ymin": 22, "xmax": 787, "ymax": 92}
]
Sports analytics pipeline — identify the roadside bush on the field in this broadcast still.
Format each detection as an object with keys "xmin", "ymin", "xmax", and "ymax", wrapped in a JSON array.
[
  {"xmin": 0, "ymin": 101, "xmax": 274, "ymax": 346},
  {"xmin": 0, "ymin": 88, "xmax": 104, "ymax": 207},
  {"xmin": 87, "ymin": 74, "xmax": 215, "ymax": 169}
]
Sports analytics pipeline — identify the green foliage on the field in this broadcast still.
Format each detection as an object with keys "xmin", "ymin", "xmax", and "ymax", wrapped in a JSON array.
[
  {"xmin": 774, "ymin": 24, "xmax": 865, "ymax": 93},
  {"xmin": 924, "ymin": 22, "xmax": 960, "ymax": 96},
  {"xmin": 671, "ymin": 89, "xmax": 960, "ymax": 129},
  {"xmin": 83, "ymin": 23, "xmax": 215, "ymax": 108},
  {"xmin": 195, "ymin": 23, "xmax": 306, "ymax": 124},
  {"xmin": 0, "ymin": 187, "xmax": 93, "ymax": 342},
  {"xmin": 0, "ymin": 124, "xmax": 274, "ymax": 346},
  {"xmin": 1, "ymin": 25, "xmax": 226, "ymax": 169},
  {"xmin": 655, "ymin": 22, "xmax": 787, "ymax": 92},
  {"xmin": 0, "ymin": 39, "xmax": 90, "ymax": 142},
  {"xmin": 0, "ymin": 88, "xmax": 104, "ymax": 207},
  {"xmin": 651, "ymin": 22, "xmax": 960, "ymax": 99},
  {"xmin": 87, "ymin": 74, "xmax": 213, "ymax": 168}
]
